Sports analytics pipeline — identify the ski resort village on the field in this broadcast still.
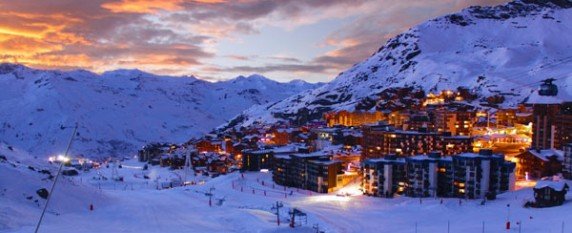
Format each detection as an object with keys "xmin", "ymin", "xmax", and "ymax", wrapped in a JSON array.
[{"xmin": 1, "ymin": 0, "xmax": 572, "ymax": 233}]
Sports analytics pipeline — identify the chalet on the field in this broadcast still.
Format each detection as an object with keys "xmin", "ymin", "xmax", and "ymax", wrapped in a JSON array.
[
  {"xmin": 208, "ymin": 160, "xmax": 228, "ymax": 174},
  {"xmin": 138, "ymin": 143, "xmax": 170, "ymax": 162},
  {"xmin": 340, "ymin": 128, "xmax": 363, "ymax": 147},
  {"xmin": 311, "ymin": 127, "xmax": 338, "ymax": 150},
  {"xmin": 271, "ymin": 128, "xmax": 291, "ymax": 145},
  {"xmin": 515, "ymin": 149, "xmax": 563, "ymax": 179},
  {"xmin": 159, "ymin": 154, "xmax": 185, "ymax": 169},
  {"xmin": 533, "ymin": 178, "xmax": 569, "ymax": 207},
  {"xmin": 195, "ymin": 139, "xmax": 223, "ymax": 153}
]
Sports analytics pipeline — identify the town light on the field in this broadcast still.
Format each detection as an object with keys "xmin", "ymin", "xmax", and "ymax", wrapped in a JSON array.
[{"xmin": 49, "ymin": 154, "xmax": 70, "ymax": 163}]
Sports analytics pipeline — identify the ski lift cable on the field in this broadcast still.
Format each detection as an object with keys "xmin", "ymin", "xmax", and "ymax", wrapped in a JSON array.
[
  {"xmin": 35, "ymin": 123, "xmax": 79, "ymax": 233},
  {"xmin": 486, "ymin": 55, "xmax": 572, "ymax": 86},
  {"xmin": 513, "ymin": 73, "xmax": 570, "ymax": 89}
]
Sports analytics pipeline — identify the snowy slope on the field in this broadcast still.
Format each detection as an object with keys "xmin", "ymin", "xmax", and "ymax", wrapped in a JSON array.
[
  {"xmin": 228, "ymin": 0, "xmax": 572, "ymax": 128},
  {"xmin": 3, "ymin": 159, "xmax": 572, "ymax": 233},
  {"xmin": 0, "ymin": 144, "xmax": 110, "ymax": 231},
  {"xmin": 0, "ymin": 64, "xmax": 320, "ymax": 157}
]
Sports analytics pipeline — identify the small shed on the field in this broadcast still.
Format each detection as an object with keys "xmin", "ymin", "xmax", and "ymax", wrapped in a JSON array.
[{"xmin": 533, "ymin": 179, "xmax": 569, "ymax": 207}]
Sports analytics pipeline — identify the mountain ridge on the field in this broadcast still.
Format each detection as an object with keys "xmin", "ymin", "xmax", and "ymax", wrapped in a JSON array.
[
  {"xmin": 0, "ymin": 63, "xmax": 320, "ymax": 157},
  {"xmin": 223, "ymin": 0, "xmax": 572, "ymax": 129}
]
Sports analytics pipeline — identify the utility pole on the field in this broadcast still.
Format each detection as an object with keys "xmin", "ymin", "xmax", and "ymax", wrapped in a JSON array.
[
  {"xmin": 35, "ymin": 123, "xmax": 78, "ymax": 233},
  {"xmin": 205, "ymin": 187, "xmax": 215, "ymax": 207},
  {"xmin": 289, "ymin": 209, "xmax": 295, "ymax": 228},
  {"xmin": 271, "ymin": 201, "xmax": 283, "ymax": 226},
  {"xmin": 506, "ymin": 204, "xmax": 511, "ymax": 231},
  {"xmin": 486, "ymin": 110, "xmax": 490, "ymax": 129},
  {"xmin": 184, "ymin": 151, "xmax": 191, "ymax": 185},
  {"xmin": 447, "ymin": 220, "xmax": 450, "ymax": 233}
]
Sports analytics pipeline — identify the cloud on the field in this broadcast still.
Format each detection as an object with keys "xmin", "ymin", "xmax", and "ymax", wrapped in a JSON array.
[
  {"xmin": 206, "ymin": 63, "xmax": 329, "ymax": 74},
  {"xmin": 102, "ymin": 0, "xmax": 185, "ymax": 13},
  {"xmin": 0, "ymin": 0, "xmax": 510, "ymax": 81},
  {"xmin": 0, "ymin": 0, "xmax": 219, "ymax": 74},
  {"xmin": 269, "ymin": 56, "xmax": 302, "ymax": 63}
]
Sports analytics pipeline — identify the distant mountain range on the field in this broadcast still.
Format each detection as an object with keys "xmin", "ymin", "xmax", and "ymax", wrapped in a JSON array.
[
  {"xmin": 0, "ymin": 64, "xmax": 321, "ymax": 157},
  {"xmin": 226, "ymin": 0, "xmax": 572, "ymax": 128}
]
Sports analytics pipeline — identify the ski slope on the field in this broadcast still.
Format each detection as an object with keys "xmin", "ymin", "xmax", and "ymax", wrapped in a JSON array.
[{"xmin": 2, "ymin": 149, "xmax": 571, "ymax": 233}]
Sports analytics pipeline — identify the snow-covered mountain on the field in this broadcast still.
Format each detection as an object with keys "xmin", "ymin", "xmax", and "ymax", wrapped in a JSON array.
[
  {"xmin": 0, "ymin": 64, "xmax": 320, "ymax": 157},
  {"xmin": 227, "ymin": 0, "xmax": 572, "ymax": 128}
]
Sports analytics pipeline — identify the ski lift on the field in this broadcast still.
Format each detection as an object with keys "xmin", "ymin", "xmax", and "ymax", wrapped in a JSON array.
[
  {"xmin": 288, "ymin": 208, "xmax": 307, "ymax": 227},
  {"xmin": 539, "ymin": 78, "xmax": 558, "ymax": 96}
]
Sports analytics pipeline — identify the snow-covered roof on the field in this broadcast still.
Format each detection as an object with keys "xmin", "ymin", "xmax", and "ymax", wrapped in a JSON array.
[
  {"xmin": 407, "ymin": 155, "xmax": 452, "ymax": 161},
  {"xmin": 528, "ymin": 149, "xmax": 564, "ymax": 162},
  {"xmin": 291, "ymin": 151, "xmax": 327, "ymax": 158},
  {"xmin": 308, "ymin": 159, "xmax": 340, "ymax": 165},
  {"xmin": 534, "ymin": 180, "xmax": 568, "ymax": 191},
  {"xmin": 365, "ymin": 157, "xmax": 406, "ymax": 164}
]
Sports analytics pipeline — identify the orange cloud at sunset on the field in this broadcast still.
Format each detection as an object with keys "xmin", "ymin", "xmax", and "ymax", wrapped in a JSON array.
[
  {"xmin": 102, "ymin": 0, "xmax": 227, "ymax": 13},
  {"xmin": 0, "ymin": 0, "xmax": 509, "ymax": 82},
  {"xmin": 102, "ymin": 0, "xmax": 185, "ymax": 13}
]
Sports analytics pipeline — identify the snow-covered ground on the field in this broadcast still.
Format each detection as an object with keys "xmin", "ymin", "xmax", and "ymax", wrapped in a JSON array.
[{"xmin": 2, "ymin": 146, "xmax": 571, "ymax": 233}]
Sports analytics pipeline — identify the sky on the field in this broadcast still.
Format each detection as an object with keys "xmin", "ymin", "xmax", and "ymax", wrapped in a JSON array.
[{"xmin": 0, "ymin": 0, "xmax": 509, "ymax": 83}]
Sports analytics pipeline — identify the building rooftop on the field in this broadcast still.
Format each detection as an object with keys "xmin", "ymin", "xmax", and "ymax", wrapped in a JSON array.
[
  {"xmin": 534, "ymin": 178, "xmax": 569, "ymax": 191},
  {"xmin": 407, "ymin": 155, "xmax": 452, "ymax": 162},
  {"xmin": 291, "ymin": 152, "xmax": 327, "ymax": 158},
  {"xmin": 528, "ymin": 149, "xmax": 564, "ymax": 162},
  {"xmin": 308, "ymin": 159, "xmax": 340, "ymax": 165},
  {"xmin": 365, "ymin": 157, "xmax": 406, "ymax": 164}
]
